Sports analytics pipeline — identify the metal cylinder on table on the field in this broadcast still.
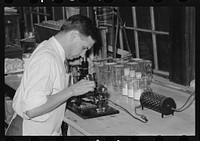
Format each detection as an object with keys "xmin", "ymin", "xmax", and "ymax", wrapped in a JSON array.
[{"xmin": 140, "ymin": 91, "xmax": 176, "ymax": 118}]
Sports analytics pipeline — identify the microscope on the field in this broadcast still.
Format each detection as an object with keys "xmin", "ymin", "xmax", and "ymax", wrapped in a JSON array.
[{"xmin": 66, "ymin": 55, "xmax": 119, "ymax": 119}]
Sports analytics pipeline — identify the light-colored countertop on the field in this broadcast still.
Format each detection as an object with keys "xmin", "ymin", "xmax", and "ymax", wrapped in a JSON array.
[
  {"xmin": 5, "ymin": 74, "xmax": 195, "ymax": 135},
  {"xmin": 64, "ymin": 82, "xmax": 195, "ymax": 136}
]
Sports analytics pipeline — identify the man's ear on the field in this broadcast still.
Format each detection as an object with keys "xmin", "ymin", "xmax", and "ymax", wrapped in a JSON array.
[{"xmin": 69, "ymin": 30, "xmax": 79, "ymax": 42}]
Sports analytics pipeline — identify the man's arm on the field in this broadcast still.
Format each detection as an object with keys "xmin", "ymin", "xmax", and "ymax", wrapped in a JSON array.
[{"xmin": 25, "ymin": 80, "xmax": 95, "ymax": 119}]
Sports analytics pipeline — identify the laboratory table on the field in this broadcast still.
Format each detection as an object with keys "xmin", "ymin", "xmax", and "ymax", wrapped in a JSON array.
[{"xmin": 4, "ymin": 74, "xmax": 195, "ymax": 136}]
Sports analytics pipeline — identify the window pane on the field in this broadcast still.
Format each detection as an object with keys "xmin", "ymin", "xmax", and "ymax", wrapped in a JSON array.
[
  {"xmin": 95, "ymin": 7, "xmax": 113, "ymax": 25},
  {"xmin": 119, "ymin": 7, "xmax": 133, "ymax": 27},
  {"xmin": 32, "ymin": 8, "xmax": 38, "ymax": 24},
  {"xmin": 122, "ymin": 29, "xmax": 135, "ymax": 54},
  {"xmin": 138, "ymin": 32, "xmax": 154, "ymax": 68},
  {"xmin": 157, "ymin": 34, "xmax": 170, "ymax": 71},
  {"xmin": 154, "ymin": 7, "xmax": 169, "ymax": 32},
  {"xmin": 46, "ymin": 7, "xmax": 52, "ymax": 20},
  {"xmin": 107, "ymin": 26, "xmax": 113, "ymax": 46},
  {"xmin": 54, "ymin": 7, "xmax": 64, "ymax": 21},
  {"xmin": 25, "ymin": 8, "xmax": 32, "ymax": 30},
  {"xmin": 95, "ymin": 7, "xmax": 114, "ymax": 47},
  {"xmin": 136, "ymin": 7, "xmax": 151, "ymax": 29}
]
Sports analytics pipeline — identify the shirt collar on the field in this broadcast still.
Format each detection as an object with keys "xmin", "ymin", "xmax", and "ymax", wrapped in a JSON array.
[{"xmin": 50, "ymin": 36, "xmax": 66, "ymax": 62}]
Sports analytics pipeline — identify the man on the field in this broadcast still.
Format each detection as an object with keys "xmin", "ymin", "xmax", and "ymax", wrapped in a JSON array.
[{"xmin": 6, "ymin": 14, "xmax": 98, "ymax": 135}]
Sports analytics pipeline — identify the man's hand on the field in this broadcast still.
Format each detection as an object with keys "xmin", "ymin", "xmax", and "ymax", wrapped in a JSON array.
[
  {"xmin": 68, "ymin": 79, "xmax": 96, "ymax": 96},
  {"xmin": 24, "ymin": 79, "xmax": 95, "ymax": 119}
]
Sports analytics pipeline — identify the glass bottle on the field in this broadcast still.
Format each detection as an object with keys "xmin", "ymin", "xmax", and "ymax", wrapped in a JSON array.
[
  {"xmin": 122, "ymin": 68, "xmax": 130, "ymax": 96},
  {"xmin": 134, "ymin": 71, "xmax": 143, "ymax": 100},
  {"xmin": 131, "ymin": 58, "xmax": 145, "ymax": 77},
  {"xmin": 105, "ymin": 62, "xmax": 116, "ymax": 87},
  {"xmin": 126, "ymin": 62, "xmax": 138, "ymax": 72},
  {"xmin": 98, "ymin": 64, "xmax": 105, "ymax": 85},
  {"xmin": 113, "ymin": 65, "xmax": 123, "ymax": 92},
  {"xmin": 143, "ymin": 60, "xmax": 153, "ymax": 85},
  {"xmin": 128, "ymin": 70, "xmax": 137, "ymax": 98}
]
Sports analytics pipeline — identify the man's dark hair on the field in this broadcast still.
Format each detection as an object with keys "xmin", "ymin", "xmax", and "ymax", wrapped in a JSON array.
[{"xmin": 60, "ymin": 14, "xmax": 98, "ymax": 42}]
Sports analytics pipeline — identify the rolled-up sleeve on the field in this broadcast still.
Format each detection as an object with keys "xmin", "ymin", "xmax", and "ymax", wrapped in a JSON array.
[{"xmin": 22, "ymin": 56, "xmax": 54, "ymax": 122}]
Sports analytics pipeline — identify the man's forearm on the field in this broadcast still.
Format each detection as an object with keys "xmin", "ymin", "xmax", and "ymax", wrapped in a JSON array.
[{"xmin": 25, "ymin": 87, "xmax": 74, "ymax": 119}]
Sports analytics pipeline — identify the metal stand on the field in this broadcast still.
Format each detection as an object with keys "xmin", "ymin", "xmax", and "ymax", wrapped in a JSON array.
[{"xmin": 113, "ymin": 8, "xmax": 132, "ymax": 58}]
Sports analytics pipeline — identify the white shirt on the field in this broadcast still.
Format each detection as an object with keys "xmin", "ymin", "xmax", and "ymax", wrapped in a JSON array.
[{"xmin": 12, "ymin": 37, "xmax": 69, "ymax": 135}]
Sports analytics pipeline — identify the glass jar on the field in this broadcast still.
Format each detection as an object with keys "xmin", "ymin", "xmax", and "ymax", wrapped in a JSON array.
[
  {"xmin": 93, "ymin": 63, "xmax": 100, "ymax": 84},
  {"xmin": 113, "ymin": 64, "xmax": 123, "ymax": 92},
  {"xmin": 104, "ymin": 62, "xmax": 116, "ymax": 86},
  {"xmin": 122, "ymin": 68, "xmax": 130, "ymax": 96},
  {"xmin": 131, "ymin": 58, "xmax": 145, "ymax": 77},
  {"xmin": 143, "ymin": 60, "xmax": 153, "ymax": 85},
  {"xmin": 98, "ymin": 64, "xmax": 105, "ymax": 85},
  {"xmin": 128, "ymin": 70, "xmax": 137, "ymax": 99},
  {"xmin": 127, "ymin": 62, "xmax": 139, "ymax": 72}
]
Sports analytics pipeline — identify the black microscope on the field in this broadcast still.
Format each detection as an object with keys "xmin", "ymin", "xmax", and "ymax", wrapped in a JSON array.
[{"xmin": 66, "ymin": 56, "xmax": 119, "ymax": 119}]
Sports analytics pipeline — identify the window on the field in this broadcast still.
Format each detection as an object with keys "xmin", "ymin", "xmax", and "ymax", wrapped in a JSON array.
[
  {"xmin": 20, "ymin": 7, "xmax": 68, "ymax": 37},
  {"xmin": 18, "ymin": 6, "xmax": 195, "ymax": 85},
  {"xmin": 94, "ymin": 7, "xmax": 170, "ymax": 78}
]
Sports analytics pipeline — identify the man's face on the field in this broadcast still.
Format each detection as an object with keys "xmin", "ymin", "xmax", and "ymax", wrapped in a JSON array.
[{"xmin": 67, "ymin": 32, "xmax": 95, "ymax": 60}]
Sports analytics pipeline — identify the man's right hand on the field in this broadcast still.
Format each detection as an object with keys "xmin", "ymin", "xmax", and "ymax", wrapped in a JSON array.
[{"xmin": 68, "ymin": 79, "xmax": 96, "ymax": 97}]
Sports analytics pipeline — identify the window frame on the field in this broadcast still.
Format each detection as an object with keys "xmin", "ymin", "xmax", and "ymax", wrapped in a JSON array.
[{"xmin": 94, "ymin": 6, "xmax": 170, "ymax": 78}]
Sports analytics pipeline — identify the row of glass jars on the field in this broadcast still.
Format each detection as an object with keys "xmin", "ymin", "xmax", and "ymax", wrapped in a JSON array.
[{"xmin": 94, "ymin": 58, "xmax": 153, "ymax": 95}]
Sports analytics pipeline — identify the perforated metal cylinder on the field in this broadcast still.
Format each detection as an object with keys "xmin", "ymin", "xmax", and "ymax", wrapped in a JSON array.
[{"xmin": 140, "ymin": 91, "xmax": 176, "ymax": 118}]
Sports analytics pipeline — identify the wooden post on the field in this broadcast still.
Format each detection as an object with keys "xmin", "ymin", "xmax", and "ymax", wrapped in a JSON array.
[
  {"xmin": 52, "ymin": 7, "xmax": 55, "ymax": 21},
  {"xmin": 44, "ymin": 7, "xmax": 47, "ymax": 21},
  {"xmin": 99, "ymin": 27, "xmax": 108, "ymax": 59},
  {"xmin": 29, "ymin": 7, "xmax": 33, "ymax": 30},
  {"xmin": 169, "ymin": 7, "xmax": 195, "ymax": 85},
  {"xmin": 23, "ymin": 7, "xmax": 27, "ymax": 28},
  {"xmin": 113, "ymin": 8, "xmax": 119, "ymax": 59},
  {"xmin": 112, "ymin": 8, "xmax": 116, "ymax": 58},
  {"xmin": 150, "ymin": 7, "xmax": 159, "ymax": 70},
  {"xmin": 119, "ymin": 26, "xmax": 124, "ymax": 50},
  {"xmin": 36, "ymin": 7, "xmax": 40, "ymax": 23},
  {"xmin": 132, "ymin": 7, "xmax": 140, "ymax": 58},
  {"xmin": 62, "ymin": 7, "xmax": 65, "ymax": 19},
  {"xmin": 87, "ymin": 7, "xmax": 90, "ymax": 17},
  {"xmin": 185, "ymin": 7, "xmax": 195, "ymax": 85}
]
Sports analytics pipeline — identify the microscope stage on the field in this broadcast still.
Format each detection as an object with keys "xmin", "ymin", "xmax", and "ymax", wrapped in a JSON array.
[{"xmin": 67, "ymin": 101, "xmax": 119, "ymax": 119}]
